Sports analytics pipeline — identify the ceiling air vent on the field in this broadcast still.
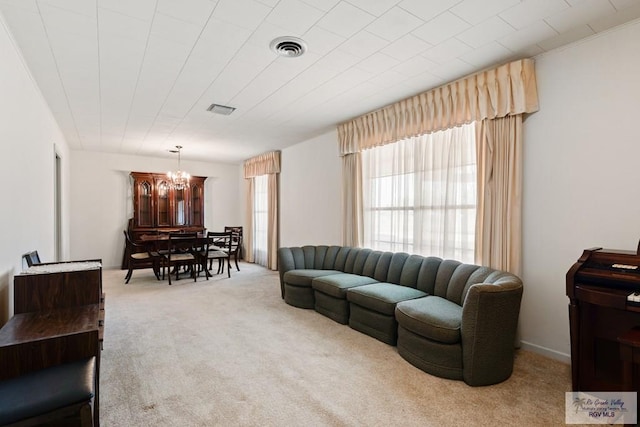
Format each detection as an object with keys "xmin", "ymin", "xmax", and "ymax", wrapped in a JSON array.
[
  {"xmin": 207, "ymin": 103, "xmax": 236, "ymax": 115},
  {"xmin": 270, "ymin": 36, "xmax": 307, "ymax": 58}
]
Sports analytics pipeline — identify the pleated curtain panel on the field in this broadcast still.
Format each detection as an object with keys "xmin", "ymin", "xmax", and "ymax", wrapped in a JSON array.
[
  {"xmin": 337, "ymin": 58, "xmax": 539, "ymax": 276},
  {"xmin": 243, "ymin": 151, "xmax": 280, "ymax": 271}
]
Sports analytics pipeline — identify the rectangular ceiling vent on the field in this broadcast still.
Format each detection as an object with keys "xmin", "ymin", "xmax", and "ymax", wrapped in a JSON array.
[{"xmin": 207, "ymin": 103, "xmax": 236, "ymax": 115}]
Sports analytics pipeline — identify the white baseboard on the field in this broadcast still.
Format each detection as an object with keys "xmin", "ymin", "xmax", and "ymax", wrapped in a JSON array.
[{"xmin": 519, "ymin": 340, "xmax": 571, "ymax": 364}]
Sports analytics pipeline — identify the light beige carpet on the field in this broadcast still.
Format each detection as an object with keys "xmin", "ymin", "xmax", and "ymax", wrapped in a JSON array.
[{"xmin": 100, "ymin": 263, "xmax": 577, "ymax": 426}]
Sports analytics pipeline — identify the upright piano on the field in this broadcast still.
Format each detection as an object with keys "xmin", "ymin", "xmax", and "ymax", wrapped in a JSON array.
[{"xmin": 567, "ymin": 246, "xmax": 640, "ymax": 392}]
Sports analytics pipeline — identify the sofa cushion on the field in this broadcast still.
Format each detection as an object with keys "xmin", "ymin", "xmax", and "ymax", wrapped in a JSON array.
[
  {"xmin": 347, "ymin": 283, "xmax": 427, "ymax": 315},
  {"xmin": 395, "ymin": 296, "xmax": 462, "ymax": 344},
  {"xmin": 312, "ymin": 274, "xmax": 379, "ymax": 298},
  {"xmin": 283, "ymin": 269, "xmax": 341, "ymax": 287}
]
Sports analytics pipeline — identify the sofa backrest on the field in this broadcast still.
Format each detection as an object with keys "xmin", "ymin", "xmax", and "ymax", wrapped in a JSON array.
[
  {"xmin": 416, "ymin": 256, "xmax": 443, "ymax": 293},
  {"xmin": 386, "ymin": 252, "xmax": 409, "ymax": 284},
  {"xmin": 278, "ymin": 246, "xmax": 521, "ymax": 305},
  {"xmin": 323, "ymin": 246, "xmax": 341, "ymax": 269},
  {"xmin": 280, "ymin": 245, "xmax": 348, "ymax": 270},
  {"xmin": 351, "ymin": 248, "xmax": 372, "ymax": 275},
  {"xmin": 362, "ymin": 251, "xmax": 382, "ymax": 277},
  {"xmin": 334, "ymin": 247, "xmax": 352, "ymax": 271},
  {"xmin": 303, "ymin": 245, "xmax": 319, "ymax": 267},
  {"xmin": 398, "ymin": 255, "xmax": 424, "ymax": 288},
  {"xmin": 371, "ymin": 253, "xmax": 390, "ymax": 281}
]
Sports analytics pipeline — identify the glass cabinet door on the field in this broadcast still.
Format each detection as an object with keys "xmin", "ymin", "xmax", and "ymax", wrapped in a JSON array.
[
  {"xmin": 137, "ymin": 180, "xmax": 153, "ymax": 227},
  {"xmin": 156, "ymin": 180, "xmax": 171, "ymax": 226},
  {"xmin": 174, "ymin": 186, "xmax": 186, "ymax": 226},
  {"xmin": 191, "ymin": 184, "xmax": 203, "ymax": 226}
]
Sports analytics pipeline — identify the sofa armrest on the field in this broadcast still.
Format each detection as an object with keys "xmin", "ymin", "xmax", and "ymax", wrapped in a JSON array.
[
  {"xmin": 277, "ymin": 248, "xmax": 296, "ymax": 299},
  {"xmin": 460, "ymin": 282, "xmax": 523, "ymax": 386}
]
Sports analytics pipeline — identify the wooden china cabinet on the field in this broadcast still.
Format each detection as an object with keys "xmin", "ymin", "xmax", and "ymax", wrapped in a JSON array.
[{"xmin": 129, "ymin": 172, "xmax": 206, "ymax": 240}]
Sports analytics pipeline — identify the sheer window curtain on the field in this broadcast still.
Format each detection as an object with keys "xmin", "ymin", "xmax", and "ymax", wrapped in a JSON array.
[
  {"xmin": 244, "ymin": 177, "xmax": 255, "ymax": 263},
  {"xmin": 243, "ymin": 151, "xmax": 280, "ymax": 270},
  {"xmin": 253, "ymin": 174, "xmax": 268, "ymax": 266},
  {"xmin": 362, "ymin": 124, "xmax": 476, "ymax": 263}
]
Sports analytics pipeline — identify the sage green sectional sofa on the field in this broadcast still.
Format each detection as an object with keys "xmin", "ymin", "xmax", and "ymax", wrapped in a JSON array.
[{"xmin": 277, "ymin": 245, "xmax": 523, "ymax": 386}]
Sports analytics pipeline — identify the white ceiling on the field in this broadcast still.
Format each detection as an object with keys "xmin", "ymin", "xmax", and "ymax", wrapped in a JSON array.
[{"xmin": 1, "ymin": 0, "xmax": 639, "ymax": 164}]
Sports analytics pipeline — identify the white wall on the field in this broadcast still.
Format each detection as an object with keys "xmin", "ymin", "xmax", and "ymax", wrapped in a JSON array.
[
  {"xmin": 280, "ymin": 130, "xmax": 342, "ymax": 247},
  {"xmin": 0, "ymin": 15, "xmax": 70, "ymax": 323},
  {"xmin": 70, "ymin": 150, "xmax": 240, "ymax": 268},
  {"xmin": 521, "ymin": 19, "xmax": 640, "ymax": 361}
]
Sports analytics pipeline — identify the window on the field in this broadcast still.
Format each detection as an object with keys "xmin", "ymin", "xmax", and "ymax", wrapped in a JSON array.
[
  {"xmin": 362, "ymin": 123, "xmax": 477, "ymax": 263},
  {"xmin": 253, "ymin": 174, "xmax": 269, "ymax": 267}
]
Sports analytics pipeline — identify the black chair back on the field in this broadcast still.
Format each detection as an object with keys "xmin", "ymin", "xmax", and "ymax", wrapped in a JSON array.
[
  {"xmin": 22, "ymin": 251, "xmax": 41, "ymax": 267},
  {"xmin": 224, "ymin": 226, "xmax": 243, "ymax": 270},
  {"xmin": 206, "ymin": 231, "xmax": 233, "ymax": 278}
]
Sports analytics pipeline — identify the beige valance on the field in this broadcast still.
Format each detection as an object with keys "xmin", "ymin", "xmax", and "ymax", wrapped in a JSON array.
[
  {"xmin": 243, "ymin": 151, "xmax": 281, "ymax": 178},
  {"xmin": 338, "ymin": 58, "xmax": 538, "ymax": 155}
]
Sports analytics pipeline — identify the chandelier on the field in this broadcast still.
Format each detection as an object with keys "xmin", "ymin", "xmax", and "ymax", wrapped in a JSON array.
[{"xmin": 167, "ymin": 145, "xmax": 190, "ymax": 190}]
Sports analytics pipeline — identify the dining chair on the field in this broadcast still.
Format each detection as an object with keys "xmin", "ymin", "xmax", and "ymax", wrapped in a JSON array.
[
  {"xmin": 202, "ymin": 231, "xmax": 233, "ymax": 278},
  {"xmin": 224, "ymin": 226, "xmax": 243, "ymax": 271},
  {"xmin": 160, "ymin": 233, "xmax": 198, "ymax": 285},
  {"xmin": 123, "ymin": 230, "xmax": 161, "ymax": 284}
]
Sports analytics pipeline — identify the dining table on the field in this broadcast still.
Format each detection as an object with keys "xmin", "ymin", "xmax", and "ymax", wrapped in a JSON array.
[{"xmin": 138, "ymin": 232, "xmax": 230, "ymax": 281}]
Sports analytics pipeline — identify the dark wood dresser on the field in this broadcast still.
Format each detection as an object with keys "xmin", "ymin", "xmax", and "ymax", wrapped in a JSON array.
[{"xmin": 0, "ymin": 260, "xmax": 104, "ymax": 426}]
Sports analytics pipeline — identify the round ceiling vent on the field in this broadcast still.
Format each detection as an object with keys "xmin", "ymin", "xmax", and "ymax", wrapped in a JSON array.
[{"xmin": 269, "ymin": 36, "xmax": 307, "ymax": 58}]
